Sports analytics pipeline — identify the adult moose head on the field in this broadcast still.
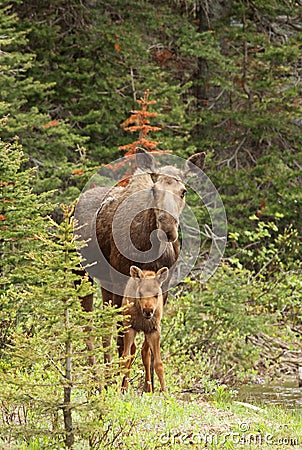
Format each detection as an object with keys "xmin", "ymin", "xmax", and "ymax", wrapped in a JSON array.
[{"xmin": 75, "ymin": 149, "xmax": 206, "ymax": 359}]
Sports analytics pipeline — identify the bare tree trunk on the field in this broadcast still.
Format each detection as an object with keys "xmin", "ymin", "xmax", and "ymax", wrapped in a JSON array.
[
  {"xmin": 63, "ymin": 306, "xmax": 74, "ymax": 449},
  {"xmin": 193, "ymin": 0, "xmax": 232, "ymax": 108}
]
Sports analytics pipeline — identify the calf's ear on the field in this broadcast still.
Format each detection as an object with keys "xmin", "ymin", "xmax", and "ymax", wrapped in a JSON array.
[
  {"xmin": 130, "ymin": 265, "xmax": 144, "ymax": 279},
  {"xmin": 183, "ymin": 152, "xmax": 206, "ymax": 179},
  {"xmin": 156, "ymin": 267, "xmax": 169, "ymax": 285}
]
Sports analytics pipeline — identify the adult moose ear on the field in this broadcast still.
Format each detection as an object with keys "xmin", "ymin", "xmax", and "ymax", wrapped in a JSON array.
[
  {"xmin": 183, "ymin": 152, "xmax": 206, "ymax": 180},
  {"xmin": 130, "ymin": 265, "xmax": 144, "ymax": 279},
  {"xmin": 135, "ymin": 147, "xmax": 155, "ymax": 173},
  {"xmin": 156, "ymin": 267, "xmax": 169, "ymax": 285}
]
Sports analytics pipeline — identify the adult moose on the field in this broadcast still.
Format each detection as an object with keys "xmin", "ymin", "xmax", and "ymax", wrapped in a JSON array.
[{"xmin": 75, "ymin": 149, "xmax": 205, "ymax": 361}]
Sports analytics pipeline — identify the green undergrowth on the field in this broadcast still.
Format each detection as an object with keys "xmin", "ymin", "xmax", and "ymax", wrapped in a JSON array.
[{"xmin": 2, "ymin": 386, "xmax": 300, "ymax": 449}]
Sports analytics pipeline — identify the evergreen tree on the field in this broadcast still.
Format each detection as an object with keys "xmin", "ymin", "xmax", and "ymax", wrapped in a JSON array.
[
  {"xmin": 176, "ymin": 0, "xmax": 302, "ymax": 236},
  {"xmin": 12, "ymin": 0, "xmax": 193, "ymax": 161},
  {"xmin": 0, "ymin": 2, "xmax": 89, "ymax": 200},
  {"xmin": 11, "ymin": 0, "xmax": 301, "ymax": 239},
  {"xmin": 0, "ymin": 139, "xmax": 122, "ymax": 448},
  {"xmin": 0, "ymin": 135, "xmax": 49, "ymax": 350}
]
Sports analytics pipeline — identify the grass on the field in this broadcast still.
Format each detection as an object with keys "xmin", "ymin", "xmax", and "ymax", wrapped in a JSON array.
[
  {"xmin": 1, "ymin": 305, "xmax": 301, "ymax": 449},
  {"xmin": 1, "ymin": 381, "xmax": 301, "ymax": 449},
  {"xmin": 76, "ymin": 386, "xmax": 301, "ymax": 449}
]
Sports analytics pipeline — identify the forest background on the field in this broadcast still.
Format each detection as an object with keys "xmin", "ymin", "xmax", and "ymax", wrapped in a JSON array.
[{"xmin": 0, "ymin": 0, "xmax": 301, "ymax": 448}]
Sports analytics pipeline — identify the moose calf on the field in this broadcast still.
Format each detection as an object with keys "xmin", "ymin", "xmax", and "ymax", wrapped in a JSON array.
[{"xmin": 121, "ymin": 265, "xmax": 168, "ymax": 392}]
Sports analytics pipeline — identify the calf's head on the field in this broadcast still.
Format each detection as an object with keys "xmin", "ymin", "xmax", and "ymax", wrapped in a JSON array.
[{"xmin": 129, "ymin": 265, "xmax": 169, "ymax": 320}]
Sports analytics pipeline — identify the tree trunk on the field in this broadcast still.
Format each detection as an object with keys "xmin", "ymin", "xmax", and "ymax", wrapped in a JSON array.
[
  {"xmin": 194, "ymin": 0, "xmax": 232, "ymax": 108},
  {"xmin": 63, "ymin": 307, "xmax": 74, "ymax": 449},
  {"xmin": 63, "ymin": 385, "xmax": 74, "ymax": 449}
]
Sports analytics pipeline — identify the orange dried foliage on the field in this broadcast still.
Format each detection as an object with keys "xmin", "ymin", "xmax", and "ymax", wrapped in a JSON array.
[
  {"xmin": 119, "ymin": 90, "xmax": 164, "ymax": 156},
  {"xmin": 121, "ymin": 111, "xmax": 158, "ymax": 128},
  {"xmin": 136, "ymin": 98, "xmax": 157, "ymax": 106},
  {"xmin": 123, "ymin": 125, "xmax": 162, "ymax": 133},
  {"xmin": 114, "ymin": 34, "xmax": 121, "ymax": 52},
  {"xmin": 72, "ymin": 169, "xmax": 84, "ymax": 176},
  {"xmin": 117, "ymin": 174, "xmax": 133, "ymax": 187},
  {"xmin": 42, "ymin": 119, "xmax": 60, "ymax": 129},
  {"xmin": 116, "ymin": 89, "xmax": 171, "ymax": 186},
  {"xmin": 152, "ymin": 49, "xmax": 174, "ymax": 67},
  {"xmin": 0, "ymin": 181, "xmax": 15, "ymax": 187}
]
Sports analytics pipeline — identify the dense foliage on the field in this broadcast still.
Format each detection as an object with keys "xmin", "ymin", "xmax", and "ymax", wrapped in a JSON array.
[{"xmin": 0, "ymin": 0, "xmax": 301, "ymax": 447}]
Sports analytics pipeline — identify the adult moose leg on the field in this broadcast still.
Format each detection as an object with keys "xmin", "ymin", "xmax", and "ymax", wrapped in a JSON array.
[
  {"xmin": 81, "ymin": 292, "xmax": 96, "ymax": 366},
  {"xmin": 102, "ymin": 288, "xmax": 126, "ymax": 383},
  {"xmin": 101, "ymin": 287, "xmax": 115, "ymax": 364},
  {"xmin": 112, "ymin": 293, "xmax": 124, "ymax": 357},
  {"xmin": 72, "ymin": 268, "xmax": 96, "ymax": 366}
]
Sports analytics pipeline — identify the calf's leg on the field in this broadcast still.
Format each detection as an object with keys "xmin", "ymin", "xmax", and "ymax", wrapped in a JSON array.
[
  {"xmin": 147, "ymin": 331, "xmax": 165, "ymax": 392},
  {"xmin": 142, "ymin": 336, "xmax": 152, "ymax": 393},
  {"xmin": 121, "ymin": 328, "xmax": 136, "ymax": 391}
]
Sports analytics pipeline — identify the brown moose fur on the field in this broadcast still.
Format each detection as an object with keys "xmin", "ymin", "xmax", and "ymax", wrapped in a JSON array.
[
  {"xmin": 76, "ymin": 150, "xmax": 206, "ymax": 360},
  {"xmin": 121, "ymin": 266, "xmax": 168, "ymax": 392}
]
